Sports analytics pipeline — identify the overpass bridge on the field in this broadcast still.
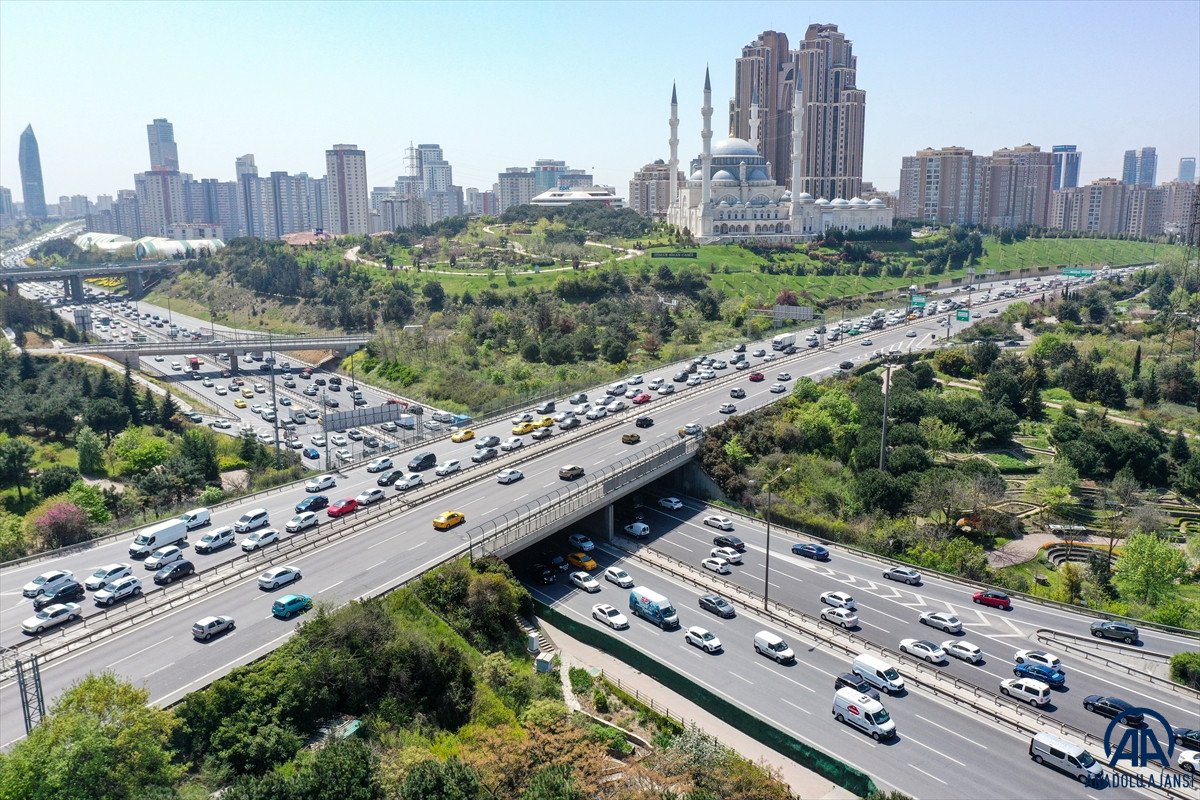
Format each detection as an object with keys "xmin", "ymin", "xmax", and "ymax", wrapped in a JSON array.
[
  {"xmin": 1, "ymin": 261, "xmax": 181, "ymax": 298},
  {"xmin": 46, "ymin": 334, "xmax": 371, "ymax": 370}
]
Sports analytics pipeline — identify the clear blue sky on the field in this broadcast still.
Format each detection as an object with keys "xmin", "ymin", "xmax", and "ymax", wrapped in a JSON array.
[{"xmin": 2, "ymin": 0, "xmax": 1197, "ymax": 203}]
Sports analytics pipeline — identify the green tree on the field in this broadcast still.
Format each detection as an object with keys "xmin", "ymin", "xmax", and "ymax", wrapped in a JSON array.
[
  {"xmin": 1140, "ymin": 369, "xmax": 1160, "ymax": 406},
  {"xmin": 68, "ymin": 481, "xmax": 112, "ymax": 524},
  {"xmin": 0, "ymin": 509, "xmax": 27, "ymax": 561},
  {"xmin": 917, "ymin": 416, "xmax": 963, "ymax": 455},
  {"xmin": 33, "ymin": 464, "xmax": 80, "ymax": 499},
  {"xmin": 75, "ymin": 425, "xmax": 105, "ymax": 475},
  {"xmin": 158, "ymin": 390, "xmax": 180, "ymax": 427},
  {"xmin": 521, "ymin": 764, "xmax": 587, "ymax": 800},
  {"xmin": 399, "ymin": 757, "xmax": 481, "ymax": 800},
  {"xmin": 422, "ymin": 280, "xmax": 446, "ymax": 310},
  {"xmin": 120, "ymin": 363, "xmax": 141, "ymax": 426},
  {"xmin": 1055, "ymin": 562, "xmax": 1084, "ymax": 604},
  {"xmin": 0, "ymin": 437, "xmax": 35, "ymax": 501},
  {"xmin": 0, "ymin": 673, "xmax": 183, "ymax": 800},
  {"xmin": 83, "ymin": 398, "xmax": 130, "ymax": 444},
  {"xmin": 180, "ymin": 428, "xmax": 221, "ymax": 482},
  {"xmin": 1131, "ymin": 344, "xmax": 1142, "ymax": 383},
  {"xmin": 1114, "ymin": 532, "xmax": 1189, "ymax": 604}
]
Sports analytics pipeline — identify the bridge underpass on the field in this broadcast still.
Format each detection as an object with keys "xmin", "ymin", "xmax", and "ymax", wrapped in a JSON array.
[
  {"xmin": 1, "ymin": 261, "xmax": 178, "ymax": 299},
  {"xmin": 45, "ymin": 335, "xmax": 372, "ymax": 371}
]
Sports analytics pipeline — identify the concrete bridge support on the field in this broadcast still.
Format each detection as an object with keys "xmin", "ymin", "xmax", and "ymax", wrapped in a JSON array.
[
  {"xmin": 228, "ymin": 350, "xmax": 240, "ymax": 373},
  {"xmin": 126, "ymin": 271, "xmax": 144, "ymax": 296},
  {"xmin": 68, "ymin": 275, "xmax": 85, "ymax": 301},
  {"xmin": 3, "ymin": 279, "xmax": 16, "ymax": 296}
]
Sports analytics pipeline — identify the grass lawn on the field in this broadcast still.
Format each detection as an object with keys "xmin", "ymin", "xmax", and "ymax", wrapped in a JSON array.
[{"xmin": 1, "ymin": 435, "xmax": 80, "ymax": 514}]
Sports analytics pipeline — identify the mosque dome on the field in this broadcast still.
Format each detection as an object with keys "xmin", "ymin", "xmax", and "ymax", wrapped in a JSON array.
[
  {"xmin": 849, "ymin": 197, "xmax": 867, "ymax": 207},
  {"xmin": 747, "ymin": 167, "xmax": 770, "ymax": 181},
  {"xmin": 711, "ymin": 169, "xmax": 738, "ymax": 182},
  {"xmin": 711, "ymin": 137, "xmax": 759, "ymax": 157},
  {"xmin": 868, "ymin": 198, "xmax": 886, "ymax": 206},
  {"xmin": 831, "ymin": 198, "xmax": 850, "ymax": 207},
  {"xmin": 797, "ymin": 192, "xmax": 814, "ymax": 203},
  {"xmin": 814, "ymin": 198, "xmax": 830, "ymax": 206},
  {"xmin": 690, "ymin": 169, "xmax": 703, "ymax": 181}
]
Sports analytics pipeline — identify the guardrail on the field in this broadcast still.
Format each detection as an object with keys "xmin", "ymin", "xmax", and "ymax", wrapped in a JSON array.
[{"xmin": 1033, "ymin": 629, "xmax": 1194, "ymax": 698}]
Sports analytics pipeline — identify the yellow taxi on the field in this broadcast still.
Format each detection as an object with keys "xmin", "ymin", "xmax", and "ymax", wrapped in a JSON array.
[
  {"xmin": 512, "ymin": 421, "xmax": 537, "ymax": 436},
  {"xmin": 451, "ymin": 429, "xmax": 475, "ymax": 443},
  {"xmin": 432, "ymin": 510, "xmax": 466, "ymax": 530},
  {"xmin": 241, "ymin": 388, "xmax": 255, "ymax": 398},
  {"xmin": 567, "ymin": 552, "xmax": 597, "ymax": 570},
  {"xmin": 535, "ymin": 416, "xmax": 555, "ymax": 428},
  {"xmin": 233, "ymin": 398, "xmax": 247, "ymax": 408}
]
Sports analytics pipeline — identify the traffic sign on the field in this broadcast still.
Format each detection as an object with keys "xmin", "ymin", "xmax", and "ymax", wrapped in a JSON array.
[
  {"xmin": 1062, "ymin": 268, "xmax": 1094, "ymax": 277},
  {"xmin": 910, "ymin": 294, "xmax": 926, "ymax": 308},
  {"xmin": 956, "ymin": 309, "xmax": 970, "ymax": 322}
]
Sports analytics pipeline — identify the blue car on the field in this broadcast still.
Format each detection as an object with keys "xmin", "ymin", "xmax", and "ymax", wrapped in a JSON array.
[
  {"xmin": 1014, "ymin": 662, "xmax": 1066, "ymax": 688},
  {"xmin": 271, "ymin": 593, "xmax": 312, "ymax": 619},
  {"xmin": 303, "ymin": 447, "xmax": 320, "ymax": 460},
  {"xmin": 295, "ymin": 495, "xmax": 329, "ymax": 514},
  {"xmin": 791, "ymin": 542, "xmax": 830, "ymax": 561}
]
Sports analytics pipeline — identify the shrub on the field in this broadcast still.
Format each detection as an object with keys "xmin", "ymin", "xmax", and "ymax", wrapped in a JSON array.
[
  {"xmin": 592, "ymin": 687, "xmax": 609, "ymax": 714},
  {"xmin": 568, "ymin": 666, "xmax": 594, "ymax": 695},
  {"xmin": 23, "ymin": 498, "xmax": 90, "ymax": 550},
  {"xmin": 197, "ymin": 486, "xmax": 225, "ymax": 505},
  {"xmin": 587, "ymin": 722, "xmax": 632, "ymax": 755},
  {"xmin": 1169, "ymin": 652, "xmax": 1200, "ymax": 690}
]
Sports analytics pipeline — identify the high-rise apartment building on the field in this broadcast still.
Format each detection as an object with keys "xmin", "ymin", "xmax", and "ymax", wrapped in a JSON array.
[
  {"xmin": 1051, "ymin": 145, "xmax": 1081, "ymax": 190},
  {"xmin": 531, "ymin": 159, "xmax": 568, "ymax": 192},
  {"xmin": 1161, "ymin": 180, "xmax": 1197, "ymax": 238},
  {"xmin": 730, "ymin": 30, "xmax": 795, "ymax": 187},
  {"xmin": 897, "ymin": 146, "xmax": 989, "ymax": 225},
  {"xmin": 0, "ymin": 186, "xmax": 14, "ymax": 226},
  {"xmin": 558, "ymin": 169, "xmax": 593, "ymax": 189},
  {"xmin": 1178, "ymin": 158, "xmax": 1197, "ymax": 184},
  {"xmin": 147, "ymin": 118, "xmax": 180, "ymax": 171},
  {"xmin": 134, "ymin": 169, "xmax": 185, "ymax": 236},
  {"xmin": 986, "ymin": 144, "xmax": 1054, "ymax": 228},
  {"xmin": 497, "ymin": 167, "xmax": 535, "ymax": 213},
  {"xmin": 113, "ymin": 189, "xmax": 141, "ymax": 238},
  {"xmin": 1050, "ymin": 178, "xmax": 1166, "ymax": 237},
  {"xmin": 628, "ymin": 159, "xmax": 683, "ymax": 218},
  {"xmin": 18, "ymin": 124, "xmax": 47, "ymax": 219},
  {"xmin": 1125, "ymin": 186, "xmax": 1165, "ymax": 237},
  {"xmin": 297, "ymin": 173, "xmax": 326, "ymax": 233},
  {"xmin": 1122, "ymin": 147, "xmax": 1157, "ymax": 187},
  {"xmin": 325, "ymin": 144, "xmax": 369, "ymax": 235}
]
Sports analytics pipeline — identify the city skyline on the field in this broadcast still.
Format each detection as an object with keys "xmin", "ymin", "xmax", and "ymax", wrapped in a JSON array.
[{"xmin": 1, "ymin": 0, "xmax": 1197, "ymax": 205}]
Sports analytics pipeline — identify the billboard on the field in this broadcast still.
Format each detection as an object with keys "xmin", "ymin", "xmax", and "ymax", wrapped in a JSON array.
[
  {"xmin": 325, "ymin": 403, "xmax": 410, "ymax": 430},
  {"xmin": 772, "ymin": 304, "xmax": 815, "ymax": 321}
]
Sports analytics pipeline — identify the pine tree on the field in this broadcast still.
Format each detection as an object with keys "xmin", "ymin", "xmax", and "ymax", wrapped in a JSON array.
[
  {"xmin": 1131, "ymin": 344, "xmax": 1142, "ymax": 383},
  {"xmin": 121, "ymin": 364, "xmax": 141, "ymax": 425},
  {"xmin": 1170, "ymin": 431, "xmax": 1191, "ymax": 464},
  {"xmin": 79, "ymin": 371, "xmax": 93, "ymax": 398},
  {"xmin": 94, "ymin": 368, "xmax": 116, "ymax": 399},
  {"xmin": 158, "ymin": 391, "xmax": 179, "ymax": 427},
  {"xmin": 1141, "ymin": 369, "xmax": 1160, "ymax": 407},
  {"xmin": 141, "ymin": 386, "xmax": 158, "ymax": 422}
]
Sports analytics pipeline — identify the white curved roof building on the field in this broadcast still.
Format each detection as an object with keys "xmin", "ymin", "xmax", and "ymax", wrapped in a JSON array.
[{"xmin": 530, "ymin": 187, "xmax": 625, "ymax": 208}]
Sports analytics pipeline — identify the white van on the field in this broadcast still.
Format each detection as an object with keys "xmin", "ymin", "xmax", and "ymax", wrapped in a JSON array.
[
  {"xmin": 753, "ymin": 631, "xmax": 795, "ymax": 663},
  {"xmin": 234, "ymin": 508, "xmax": 270, "ymax": 533},
  {"xmin": 129, "ymin": 518, "xmax": 188, "ymax": 558},
  {"xmin": 607, "ymin": 382, "xmax": 626, "ymax": 397},
  {"xmin": 179, "ymin": 507, "xmax": 211, "ymax": 530},
  {"xmin": 832, "ymin": 688, "xmax": 897, "ymax": 740},
  {"xmin": 852, "ymin": 653, "xmax": 905, "ymax": 694},
  {"xmin": 1029, "ymin": 732, "xmax": 1103, "ymax": 785}
]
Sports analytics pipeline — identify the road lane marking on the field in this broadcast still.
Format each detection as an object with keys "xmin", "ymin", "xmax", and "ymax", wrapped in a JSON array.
[
  {"xmin": 318, "ymin": 581, "xmax": 343, "ymax": 593},
  {"xmin": 107, "ymin": 638, "xmax": 172, "ymax": 668},
  {"xmin": 782, "ymin": 698, "xmax": 811, "ymax": 715},
  {"xmin": 143, "ymin": 661, "xmax": 176, "ymax": 679},
  {"xmin": 909, "ymin": 765, "xmax": 946, "ymax": 785},
  {"xmin": 915, "ymin": 714, "xmax": 988, "ymax": 748},
  {"xmin": 904, "ymin": 732, "xmax": 967, "ymax": 767}
]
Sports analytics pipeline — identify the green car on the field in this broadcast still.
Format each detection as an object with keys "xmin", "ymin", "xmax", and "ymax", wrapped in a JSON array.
[{"xmin": 271, "ymin": 593, "xmax": 312, "ymax": 619}]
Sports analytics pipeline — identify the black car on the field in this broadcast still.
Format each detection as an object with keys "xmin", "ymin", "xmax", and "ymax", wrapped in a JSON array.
[
  {"xmin": 673, "ymin": 371, "xmax": 689, "ymax": 382},
  {"xmin": 408, "ymin": 452, "xmax": 437, "ymax": 471},
  {"xmin": 376, "ymin": 469, "xmax": 405, "ymax": 486},
  {"xmin": 733, "ymin": 343, "xmax": 746, "ymax": 353},
  {"xmin": 540, "ymin": 549, "xmax": 569, "ymax": 571},
  {"xmin": 699, "ymin": 594, "xmax": 736, "ymax": 618},
  {"xmin": 529, "ymin": 563, "xmax": 556, "ymax": 585},
  {"xmin": 1083, "ymin": 695, "xmax": 1143, "ymax": 726},
  {"xmin": 835, "ymin": 672, "xmax": 881, "ymax": 701},
  {"xmin": 363, "ymin": 436, "xmax": 380, "ymax": 449},
  {"xmin": 314, "ymin": 378, "xmax": 326, "ymax": 386},
  {"xmin": 329, "ymin": 376, "xmax": 342, "ymax": 385},
  {"xmin": 784, "ymin": 345, "xmax": 799, "ymax": 355},
  {"xmin": 1175, "ymin": 728, "xmax": 1200, "ymax": 750},
  {"xmin": 295, "ymin": 495, "xmax": 329, "ymax": 513},
  {"xmin": 475, "ymin": 435, "xmax": 501, "ymax": 449},
  {"xmin": 713, "ymin": 535, "xmax": 745, "ymax": 552},
  {"xmin": 635, "ymin": 417, "xmax": 654, "ymax": 428},
  {"xmin": 32, "ymin": 580, "xmax": 85, "ymax": 610},
  {"xmin": 154, "ymin": 559, "xmax": 195, "ymax": 585},
  {"xmin": 559, "ymin": 416, "xmax": 581, "ymax": 430},
  {"xmin": 792, "ymin": 542, "xmax": 830, "ymax": 561},
  {"xmin": 472, "ymin": 447, "xmax": 498, "ymax": 463},
  {"xmin": 839, "ymin": 360, "xmax": 854, "ymax": 370},
  {"xmin": 1090, "ymin": 620, "xmax": 1138, "ymax": 644},
  {"xmin": 324, "ymin": 398, "xmax": 339, "ymax": 408}
]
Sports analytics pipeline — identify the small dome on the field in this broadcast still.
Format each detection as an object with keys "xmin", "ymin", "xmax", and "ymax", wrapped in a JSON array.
[
  {"xmin": 781, "ymin": 190, "xmax": 792, "ymax": 200},
  {"xmin": 711, "ymin": 137, "xmax": 759, "ymax": 157},
  {"xmin": 690, "ymin": 169, "xmax": 703, "ymax": 181},
  {"xmin": 814, "ymin": 198, "xmax": 830, "ymax": 206},
  {"xmin": 831, "ymin": 198, "xmax": 850, "ymax": 206},
  {"xmin": 868, "ymin": 198, "xmax": 886, "ymax": 206},
  {"xmin": 711, "ymin": 169, "xmax": 737, "ymax": 182},
  {"xmin": 797, "ymin": 192, "xmax": 815, "ymax": 203},
  {"xmin": 747, "ymin": 167, "xmax": 770, "ymax": 181},
  {"xmin": 849, "ymin": 197, "xmax": 867, "ymax": 206}
]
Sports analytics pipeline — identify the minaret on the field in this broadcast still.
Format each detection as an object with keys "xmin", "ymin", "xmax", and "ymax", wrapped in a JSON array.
[
  {"xmin": 701, "ymin": 66, "xmax": 713, "ymax": 206},
  {"xmin": 790, "ymin": 84, "xmax": 804, "ymax": 196},
  {"xmin": 669, "ymin": 82, "xmax": 679, "ymax": 210},
  {"xmin": 748, "ymin": 87, "xmax": 761, "ymax": 155}
]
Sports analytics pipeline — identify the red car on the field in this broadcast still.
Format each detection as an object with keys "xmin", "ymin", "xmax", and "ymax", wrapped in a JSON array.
[
  {"xmin": 385, "ymin": 399, "xmax": 404, "ymax": 405},
  {"xmin": 748, "ymin": 372, "xmax": 765, "ymax": 382},
  {"xmin": 973, "ymin": 589, "xmax": 1012, "ymax": 610},
  {"xmin": 327, "ymin": 498, "xmax": 359, "ymax": 518},
  {"xmin": 632, "ymin": 393, "xmax": 652, "ymax": 405}
]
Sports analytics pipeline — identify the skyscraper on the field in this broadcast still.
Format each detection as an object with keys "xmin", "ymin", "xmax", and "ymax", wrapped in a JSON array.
[
  {"xmin": 497, "ymin": 167, "xmax": 535, "ymax": 212},
  {"xmin": 628, "ymin": 159, "xmax": 683, "ymax": 219},
  {"xmin": 1051, "ymin": 145, "xmax": 1081, "ymax": 190},
  {"xmin": 18, "ymin": 124, "xmax": 47, "ymax": 219},
  {"xmin": 147, "ymin": 118, "xmax": 179, "ymax": 171},
  {"xmin": 1122, "ymin": 147, "xmax": 1157, "ymax": 187},
  {"xmin": 731, "ymin": 31, "xmax": 795, "ymax": 186},
  {"xmin": 326, "ymin": 144, "xmax": 369, "ymax": 235},
  {"xmin": 986, "ymin": 144, "xmax": 1055, "ymax": 228},
  {"xmin": 134, "ymin": 169, "xmax": 185, "ymax": 236},
  {"xmin": 1178, "ymin": 157, "xmax": 1197, "ymax": 184},
  {"xmin": 898, "ymin": 146, "xmax": 989, "ymax": 225}
]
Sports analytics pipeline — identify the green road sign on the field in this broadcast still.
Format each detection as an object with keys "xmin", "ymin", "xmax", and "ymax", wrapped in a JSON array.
[
  {"xmin": 910, "ymin": 294, "xmax": 926, "ymax": 308},
  {"xmin": 956, "ymin": 309, "xmax": 970, "ymax": 322},
  {"xmin": 1062, "ymin": 268, "xmax": 1094, "ymax": 277}
]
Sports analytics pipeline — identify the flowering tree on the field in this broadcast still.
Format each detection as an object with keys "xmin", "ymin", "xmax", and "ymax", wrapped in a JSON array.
[{"xmin": 24, "ymin": 499, "xmax": 90, "ymax": 550}]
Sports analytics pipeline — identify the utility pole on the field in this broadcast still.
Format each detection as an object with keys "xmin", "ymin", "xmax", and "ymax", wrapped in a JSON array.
[
  {"xmin": 265, "ymin": 330, "xmax": 282, "ymax": 468},
  {"xmin": 322, "ymin": 390, "xmax": 331, "ymax": 473},
  {"xmin": 879, "ymin": 359, "xmax": 893, "ymax": 471}
]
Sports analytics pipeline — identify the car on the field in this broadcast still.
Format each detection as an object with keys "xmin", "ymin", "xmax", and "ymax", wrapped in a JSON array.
[
  {"xmin": 632, "ymin": 393, "xmax": 652, "ymax": 405},
  {"xmin": 685, "ymin": 626, "xmax": 722, "ymax": 653},
  {"xmin": 376, "ymin": 468, "xmax": 405, "ymax": 486},
  {"xmin": 634, "ymin": 416, "xmax": 653, "ymax": 429},
  {"xmin": 623, "ymin": 522, "xmax": 650, "ymax": 538},
  {"xmin": 1176, "ymin": 750, "xmax": 1200, "ymax": 774},
  {"xmin": 567, "ymin": 551, "xmax": 598, "ymax": 570},
  {"xmin": 919, "ymin": 611, "xmax": 962, "ymax": 633},
  {"xmin": 559, "ymin": 464, "xmax": 585, "ymax": 480},
  {"xmin": 191, "ymin": 615, "xmax": 235, "ymax": 641},
  {"xmin": 85, "ymin": 563, "xmax": 133, "ymax": 591},
  {"xmin": 1175, "ymin": 729, "xmax": 1200, "ymax": 751},
  {"xmin": 558, "ymin": 416, "xmax": 581, "ymax": 431},
  {"xmin": 604, "ymin": 567, "xmax": 634, "ymax": 588},
  {"xmin": 512, "ymin": 421, "xmax": 537, "ymax": 435},
  {"xmin": 259, "ymin": 565, "xmax": 302, "ymax": 590},
  {"xmin": 835, "ymin": 672, "xmax": 882, "ymax": 701},
  {"xmin": 585, "ymin": 407, "xmax": 607, "ymax": 421},
  {"xmin": 820, "ymin": 591, "xmax": 856, "ymax": 609},
  {"xmin": 943, "ymin": 640, "xmax": 984, "ymax": 664},
  {"xmin": 356, "ymin": 488, "xmax": 386, "ymax": 507},
  {"xmin": 606, "ymin": 400, "xmax": 627, "ymax": 413},
  {"xmin": 533, "ymin": 416, "xmax": 555, "ymax": 428},
  {"xmin": 1000, "ymin": 677, "xmax": 1051, "ymax": 706},
  {"xmin": 451, "ymin": 429, "xmax": 476, "ymax": 443},
  {"xmin": 1090, "ymin": 620, "xmax": 1139, "ymax": 644},
  {"xmin": 151, "ymin": 558, "xmax": 195, "ymax": 585},
  {"xmin": 989, "ymin": 307, "xmax": 999, "ymax": 314},
  {"xmin": 471, "ymin": 447, "xmax": 498, "ymax": 464},
  {"xmin": 767, "ymin": 382, "xmax": 789, "ymax": 394},
  {"xmin": 241, "ymin": 528, "xmax": 280, "ymax": 551},
  {"xmin": 905, "ymin": 329, "xmax": 918, "ymax": 337},
  {"xmin": 570, "ymin": 571, "xmax": 601, "ymax": 592},
  {"xmin": 272, "ymin": 593, "xmax": 313, "ymax": 619},
  {"xmin": 1014, "ymin": 650, "xmax": 1062, "ymax": 670},
  {"xmin": 776, "ymin": 372, "xmax": 792, "ymax": 382},
  {"xmin": 210, "ymin": 417, "xmax": 232, "ymax": 429},
  {"xmin": 621, "ymin": 433, "xmax": 641, "ymax": 445},
  {"xmin": 821, "ymin": 606, "xmax": 859, "ymax": 628},
  {"xmin": 394, "ymin": 473, "xmax": 424, "ymax": 491},
  {"xmin": 511, "ymin": 412, "xmax": 535, "ymax": 425},
  {"xmin": 432, "ymin": 510, "xmax": 465, "ymax": 530},
  {"xmin": 592, "ymin": 603, "xmax": 629, "ymax": 629},
  {"xmin": 568, "ymin": 533, "xmax": 596, "ymax": 551},
  {"xmin": 748, "ymin": 372, "xmax": 765, "ymax": 382},
  {"xmin": 94, "ymin": 575, "xmax": 143, "ymax": 606},
  {"xmin": 882, "ymin": 566, "xmax": 922, "ymax": 585},
  {"xmin": 294, "ymin": 494, "xmax": 332, "ymax": 515},
  {"xmin": 791, "ymin": 542, "xmax": 830, "ymax": 560},
  {"xmin": 145, "ymin": 545, "xmax": 184, "ymax": 570},
  {"xmin": 327, "ymin": 498, "xmax": 359, "ymax": 517},
  {"xmin": 284, "ymin": 510, "xmax": 320, "ymax": 533},
  {"xmin": 900, "ymin": 638, "xmax": 946, "ymax": 663},
  {"xmin": 718, "ymin": 403, "xmax": 737, "ymax": 414},
  {"xmin": 367, "ymin": 457, "xmax": 393, "ymax": 473},
  {"xmin": 658, "ymin": 497, "xmax": 683, "ymax": 510},
  {"xmin": 435, "ymin": 459, "xmax": 462, "ymax": 476},
  {"xmin": 500, "ymin": 437, "xmax": 524, "ymax": 451},
  {"xmin": 699, "ymin": 593, "xmax": 736, "ymax": 618},
  {"xmin": 22, "ymin": 602, "xmax": 82, "ymax": 634},
  {"xmin": 31, "ymin": 577, "xmax": 85, "ymax": 609},
  {"xmin": 568, "ymin": 392, "xmax": 588, "ymax": 405},
  {"xmin": 305, "ymin": 474, "xmax": 336, "ymax": 492},
  {"xmin": 728, "ymin": 387, "xmax": 746, "ymax": 400},
  {"xmin": 972, "ymin": 589, "xmax": 1012, "ymax": 609},
  {"xmin": 324, "ymin": 398, "xmax": 340, "ymax": 408},
  {"xmin": 497, "ymin": 468, "xmax": 524, "ymax": 484},
  {"xmin": 528, "ymin": 563, "xmax": 556, "ymax": 584},
  {"xmin": 701, "ymin": 556, "xmax": 731, "ymax": 574},
  {"xmin": 1083, "ymin": 695, "xmax": 1143, "ymax": 726},
  {"xmin": 23, "ymin": 569, "xmax": 75, "ymax": 598},
  {"xmin": 1013, "ymin": 662, "xmax": 1066, "ymax": 688}
]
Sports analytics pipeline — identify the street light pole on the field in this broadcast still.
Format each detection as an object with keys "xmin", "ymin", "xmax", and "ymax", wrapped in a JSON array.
[{"xmin": 764, "ymin": 485, "xmax": 773, "ymax": 609}]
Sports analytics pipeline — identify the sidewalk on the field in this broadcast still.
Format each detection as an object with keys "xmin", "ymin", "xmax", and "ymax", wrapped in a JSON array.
[{"xmin": 538, "ymin": 616, "xmax": 858, "ymax": 800}]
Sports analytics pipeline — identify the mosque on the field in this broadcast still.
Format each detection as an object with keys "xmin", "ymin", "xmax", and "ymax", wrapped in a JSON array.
[{"xmin": 665, "ymin": 69, "xmax": 892, "ymax": 244}]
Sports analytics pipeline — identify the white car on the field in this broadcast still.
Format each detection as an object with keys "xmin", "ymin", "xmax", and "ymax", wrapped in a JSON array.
[
  {"xmin": 1000, "ymin": 677, "xmax": 1051, "ymax": 706},
  {"xmin": 1014, "ymin": 649, "xmax": 1061, "ymax": 670},
  {"xmin": 658, "ymin": 497, "xmax": 683, "ymax": 510},
  {"xmin": 286, "ymin": 512, "xmax": 318, "ymax": 533},
  {"xmin": 943, "ymin": 640, "xmax": 984, "ymax": 664},
  {"xmin": 330, "ymin": 434, "xmax": 348, "ymax": 447},
  {"xmin": 686, "ymin": 376, "xmax": 702, "ymax": 386},
  {"xmin": 701, "ymin": 557, "xmax": 731, "ymax": 574},
  {"xmin": 769, "ymin": 383, "xmax": 787, "ymax": 393},
  {"xmin": 310, "ymin": 434, "xmax": 327, "ymax": 447},
  {"xmin": 94, "ymin": 575, "xmax": 142, "ymax": 606},
  {"xmin": 306, "ymin": 474, "xmax": 336, "ymax": 492},
  {"xmin": 85, "ymin": 563, "xmax": 132, "ymax": 591},
  {"xmin": 604, "ymin": 567, "xmax": 634, "ymax": 588},
  {"xmin": 497, "ymin": 468, "xmax": 524, "ymax": 484},
  {"xmin": 510, "ymin": 412, "xmax": 534, "ymax": 425},
  {"xmin": 703, "ymin": 515, "xmax": 734, "ymax": 531},
  {"xmin": 820, "ymin": 591, "xmax": 856, "ymax": 610},
  {"xmin": 435, "ymin": 459, "xmax": 462, "ymax": 476},
  {"xmin": 592, "ymin": 603, "xmax": 628, "ymax": 629},
  {"xmin": 820, "ymin": 607, "xmax": 859, "ymax": 628},
  {"xmin": 776, "ymin": 372, "xmax": 792, "ymax": 381},
  {"xmin": 144, "ymin": 545, "xmax": 183, "ymax": 570},
  {"xmin": 201, "ymin": 378, "xmax": 214, "ymax": 388},
  {"xmin": 241, "ymin": 528, "xmax": 280, "ymax": 551},
  {"xmin": 627, "ymin": 375, "xmax": 643, "ymax": 385},
  {"xmin": 366, "ymin": 457, "xmax": 393, "ymax": 473},
  {"xmin": 380, "ymin": 421, "xmax": 398, "ymax": 432},
  {"xmin": 356, "ymin": 488, "xmax": 385, "ymax": 506},
  {"xmin": 685, "ymin": 626, "xmax": 722, "ymax": 653},
  {"xmin": 335, "ymin": 448, "xmax": 352, "ymax": 462},
  {"xmin": 606, "ymin": 400, "xmax": 626, "ymax": 413},
  {"xmin": 710, "ymin": 546, "xmax": 742, "ymax": 564},
  {"xmin": 500, "ymin": 437, "xmax": 524, "ymax": 452},
  {"xmin": 258, "ymin": 565, "xmax": 302, "ymax": 590},
  {"xmin": 394, "ymin": 473, "xmax": 423, "ymax": 491},
  {"xmin": 568, "ymin": 533, "xmax": 595, "ymax": 551},
  {"xmin": 215, "ymin": 386, "xmax": 228, "ymax": 396},
  {"xmin": 210, "ymin": 418, "xmax": 232, "ymax": 429},
  {"xmin": 919, "ymin": 611, "xmax": 962, "ymax": 634},
  {"xmin": 623, "ymin": 522, "xmax": 650, "ymax": 538},
  {"xmin": 900, "ymin": 638, "xmax": 946, "ymax": 663},
  {"xmin": 585, "ymin": 407, "xmax": 607, "ymax": 420},
  {"xmin": 22, "ymin": 602, "xmax": 81, "ymax": 634},
  {"xmin": 570, "ymin": 571, "xmax": 600, "ymax": 592},
  {"xmin": 23, "ymin": 569, "xmax": 75, "ymax": 598},
  {"xmin": 1178, "ymin": 750, "xmax": 1199, "ymax": 774}
]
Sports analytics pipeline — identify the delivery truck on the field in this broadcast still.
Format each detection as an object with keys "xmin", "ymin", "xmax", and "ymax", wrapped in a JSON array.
[
  {"xmin": 771, "ymin": 332, "xmax": 797, "ymax": 351},
  {"xmin": 187, "ymin": 354, "xmax": 200, "ymax": 371},
  {"xmin": 129, "ymin": 518, "xmax": 188, "ymax": 558},
  {"xmin": 629, "ymin": 586, "xmax": 680, "ymax": 629}
]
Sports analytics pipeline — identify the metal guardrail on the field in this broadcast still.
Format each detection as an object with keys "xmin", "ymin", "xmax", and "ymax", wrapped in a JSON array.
[{"xmin": 1033, "ymin": 629, "xmax": 1195, "ymax": 698}]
